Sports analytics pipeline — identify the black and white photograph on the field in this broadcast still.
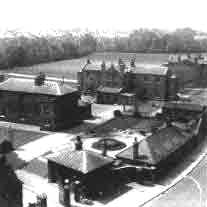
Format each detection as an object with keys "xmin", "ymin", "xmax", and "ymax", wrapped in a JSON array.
[{"xmin": 0, "ymin": 0, "xmax": 207, "ymax": 206}]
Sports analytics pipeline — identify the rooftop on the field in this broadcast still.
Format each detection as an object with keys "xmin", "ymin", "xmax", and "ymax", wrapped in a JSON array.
[
  {"xmin": 0, "ymin": 77, "xmax": 77, "ymax": 96},
  {"xmin": 83, "ymin": 62, "xmax": 123, "ymax": 72},
  {"xmin": 83, "ymin": 62, "xmax": 169, "ymax": 76},
  {"xmin": 47, "ymin": 149, "xmax": 114, "ymax": 174},
  {"xmin": 97, "ymin": 86, "xmax": 123, "ymax": 94},
  {"xmin": 116, "ymin": 126, "xmax": 193, "ymax": 166},
  {"xmin": 131, "ymin": 65, "xmax": 169, "ymax": 76},
  {"xmin": 82, "ymin": 63, "xmax": 101, "ymax": 71}
]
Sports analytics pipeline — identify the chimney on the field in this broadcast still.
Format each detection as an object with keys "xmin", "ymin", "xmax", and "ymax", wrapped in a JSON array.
[
  {"xmin": 118, "ymin": 58, "xmax": 125, "ymax": 73},
  {"xmin": 130, "ymin": 58, "xmax": 136, "ymax": 67},
  {"xmin": 102, "ymin": 139, "xmax": 107, "ymax": 156},
  {"xmin": 35, "ymin": 72, "xmax": 46, "ymax": 86},
  {"xmin": 87, "ymin": 59, "xmax": 91, "ymax": 64},
  {"xmin": 133, "ymin": 137, "xmax": 139, "ymax": 160},
  {"xmin": 75, "ymin": 136, "xmax": 83, "ymax": 150},
  {"xmin": 61, "ymin": 76, "xmax": 65, "ymax": 85},
  {"xmin": 0, "ymin": 73, "xmax": 5, "ymax": 82},
  {"xmin": 118, "ymin": 58, "xmax": 123, "ymax": 65},
  {"xmin": 101, "ymin": 61, "xmax": 106, "ymax": 71}
]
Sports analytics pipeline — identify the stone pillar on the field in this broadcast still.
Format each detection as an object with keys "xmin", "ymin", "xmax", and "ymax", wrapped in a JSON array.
[
  {"xmin": 63, "ymin": 179, "xmax": 71, "ymax": 207},
  {"xmin": 73, "ymin": 180, "xmax": 81, "ymax": 202}
]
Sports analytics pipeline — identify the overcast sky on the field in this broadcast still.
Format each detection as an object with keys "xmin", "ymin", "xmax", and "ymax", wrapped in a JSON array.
[{"xmin": 1, "ymin": 0, "xmax": 207, "ymax": 35}]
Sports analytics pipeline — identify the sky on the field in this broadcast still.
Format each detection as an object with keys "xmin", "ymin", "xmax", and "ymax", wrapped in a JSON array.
[{"xmin": 0, "ymin": 0, "xmax": 207, "ymax": 36}]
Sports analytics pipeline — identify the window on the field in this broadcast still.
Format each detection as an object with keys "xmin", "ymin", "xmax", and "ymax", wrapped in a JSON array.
[
  {"xmin": 143, "ymin": 75, "xmax": 152, "ymax": 82},
  {"xmin": 22, "ymin": 95, "xmax": 40, "ymax": 118},
  {"xmin": 155, "ymin": 76, "xmax": 161, "ymax": 82},
  {"xmin": 143, "ymin": 76, "xmax": 149, "ymax": 82},
  {"xmin": 41, "ymin": 103, "xmax": 54, "ymax": 115}
]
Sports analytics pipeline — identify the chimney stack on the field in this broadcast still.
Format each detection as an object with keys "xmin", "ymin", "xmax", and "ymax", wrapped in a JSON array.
[
  {"xmin": 133, "ymin": 137, "xmax": 139, "ymax": 160},
  {"xmin": 130, "ymin": 58, "xmax": 136, "ymax": 67},
  {"xmin": 75, "ymin": 136, "xmax": 83, "ymax": 151},
  {"xmin": 101, "ymin": 61, "xmax": 106, "ymax": 71},
  {"xmin": 87, "ymin": 59, "xmax": 91, "ymax": 64},
  {"xmin": 0, "ymin": 73, "xmax": 5, "ymax": 82},
  {"xmin": 118, "ymin": 58, "xmax": 125, "ymax": 73},
  {"xmin": 35, "ymin": 72, "xmax": 46, "ymax": 86}
]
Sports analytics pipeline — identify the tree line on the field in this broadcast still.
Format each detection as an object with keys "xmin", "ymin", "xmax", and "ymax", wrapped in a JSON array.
[
  {"xmin": 1, "ymin": 28, "xmax": 207, "ymax": 70},
  {"xmin": 96, "ymin": 28, "xmax": 207, "ymax": 53},
  {"xmin": 0, "ymin": 31, "xmax": 97, "ymax": 69}
]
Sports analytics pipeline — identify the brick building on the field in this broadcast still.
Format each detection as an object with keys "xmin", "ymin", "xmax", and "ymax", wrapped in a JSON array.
[
  {"xmin": 163, "ymin": 54, "xmax": 207, "ymax": 88},
  {"xmin": 128, "ymin": 64, "xmax": 172, "ymax": 100},
  {"xmin": 78, "ymin": 59, "xmax": 178, "ymax": 104},
  {"xmin": 0, "ymin": 73, "xmax": 91, "ymax": 131}
]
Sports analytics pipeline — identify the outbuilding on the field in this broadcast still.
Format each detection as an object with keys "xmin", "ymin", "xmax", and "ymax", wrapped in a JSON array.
[{"xmin": 0, "ymin": 73, "xmax": 91, "ymax": 130}]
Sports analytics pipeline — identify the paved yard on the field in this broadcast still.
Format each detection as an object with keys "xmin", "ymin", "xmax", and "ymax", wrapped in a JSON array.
[{"xmin": 145, "ymin": 136, "xmax": 207, "ymax": 207}]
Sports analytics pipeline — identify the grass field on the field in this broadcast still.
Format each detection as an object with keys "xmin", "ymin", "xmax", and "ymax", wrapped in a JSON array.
[
  {"xmin": 8, "ymin": 52, "xmax": 170, "ymax": 80},
  {"xmin": 0, "ymin": 127, "xmax": 45, "ymax": 149}
]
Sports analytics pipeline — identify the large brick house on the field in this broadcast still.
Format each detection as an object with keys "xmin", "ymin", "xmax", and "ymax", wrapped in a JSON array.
[
  {"xmin": 0, "ymin": 73, "xmax": 91, "ymax": 130},
  {"xmin": 128, "ymin": 64, "xmax": 172, "ymax": 100},
  {"xmin": 78, "ymin": 59, "xmax": 178, "ymax": 104},
  {"xmin": 163, "ymin": 54, "xmax": 207, "ymax": 88}
]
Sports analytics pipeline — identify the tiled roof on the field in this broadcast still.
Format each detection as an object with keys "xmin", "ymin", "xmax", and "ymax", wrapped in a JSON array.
[
  {"xmin": 120, "ymin": 93, "xmax": 136, "ymax": 97},
  {"xmin": 131, "ymin": 65, "xmax": 169, "ymax": 76},
  {"xmin": 116, "ymin": 126, "xmax": 192, "ymax": 166},
  {"xmin": 0, "ymin": 78, "xmax": 77, "ymax": 96},
  {"xmin": 97, "ymin": 86, "xmax": 123, "ymax": 94},
  {"xmin": 83, "ymin": 63, "xmax": 122, "ymax": 72},
  {"xmin": 47, "ymin": 150, "xmax": 113, "ymax": 174},
  {"xmin": 83, "ymin": 63, "xmax": 101, "ymax": 71}
]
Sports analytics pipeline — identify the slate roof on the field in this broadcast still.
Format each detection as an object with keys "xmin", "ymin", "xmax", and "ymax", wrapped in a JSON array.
[
  {"xmin": 131, "ymin": 65, "xmax": 169, "ymax": 76},
  {"xmin": 0, "ymin": 78, "xmax": 77, "ymax": 96},
  {"xmin": 116, "ymin": 126, "xmax": 192, "ymax": 166},
  {"xmin": 83, "ymin": 63, "xmax": 101, "ymax": 71},
  {"xmin": 83, "ymin": 63, "xmax": 122, "ymax": 72},
  {"xmin": 97, "ymin": 86, "xmax": 123, "ymax": 94},
  {"xmin": 47, "ymin": 150, "xmax": 114, "ymax": 174},
  {"xmin": 120, "ymin": 93, "xmax": 136, "ymax": 97}
]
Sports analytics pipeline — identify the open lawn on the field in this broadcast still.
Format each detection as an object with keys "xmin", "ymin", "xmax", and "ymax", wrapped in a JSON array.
[
  {"xmin": 0, "ymin": 127, "xmax": 46, "ymax": 149},
  {"xmin": 7, "ymin": 52, "xmax": 170, "ymax": 80}
]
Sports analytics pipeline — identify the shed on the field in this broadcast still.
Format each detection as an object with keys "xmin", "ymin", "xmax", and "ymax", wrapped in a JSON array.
[{"xmin": 47, "ymin": 149, "xmax": 114, "ymax": 182}]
